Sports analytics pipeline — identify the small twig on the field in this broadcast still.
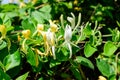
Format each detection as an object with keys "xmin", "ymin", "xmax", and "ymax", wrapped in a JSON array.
[
  {"xmin": 35, "ymin": 3, "xmax": 49, "ymax": 10},
  {"xmin": 102, "ymin": 34, "xmax": 112, "ymax": 37},
  {"xmin": 78, "ymin": 41, "xmax": 107, "ymax": 44}
]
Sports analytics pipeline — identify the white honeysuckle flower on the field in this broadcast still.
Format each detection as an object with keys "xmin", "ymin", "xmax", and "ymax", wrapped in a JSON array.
[
  {"xmin": 67, "ymin": 42, "xmax": 72, "ymax": 58},
  {"xmin": 67, "ymin": 13, "xmax": 75, "ymax": 28},
  {"xmin": 64, "ymin": 25, "xmax": 72, "ymax": 42},
  {"xmin": 52, "ymin": 46, "xmax": 56, "ymax": 59},
  {"xmin": 46, "ymin": 29, "xmax": 54, "ymax": 45},
  {"xmin": 64, "ymin": 25, "xmax": 72, "ymax": 58},
  {"xmin": 46, "ymin": 29, "xmax": 56, "ymax": 59},
  {"xmin": 67, "ymin": 17, "xmax": 74, "ymax": 23}
]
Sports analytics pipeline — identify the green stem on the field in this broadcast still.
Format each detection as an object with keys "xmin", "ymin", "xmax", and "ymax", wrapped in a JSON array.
[
  {"xmin": 78, "ymin": 64, "xmax": 86, "ymax": 80},
  {"xmin": 75, "ymin": 25, "xmax": 84, "ymax": 44},
  {"xmin": 32, "ymin": 30, "xmax": 38, "ymax": 38},
  {"xmin": 115, "ymin": 52, "xmax": 120, "ymax": 75},
  {"xmin": 60, "ymin": 14, "xmax": 64, "ymax": 29}
]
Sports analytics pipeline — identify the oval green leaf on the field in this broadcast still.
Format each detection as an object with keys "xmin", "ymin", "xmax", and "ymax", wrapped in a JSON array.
[
  {"xmin": 84, "ymin": 42, "xmax": 97, "ymax": 57},
  {"xmin": 103, "ymin": 41, "xmax": 117, "ymax": 56},
  {"xmin": 74, "ymin": 56, "xmax": 94, "ymax": 69},
  {"xmin": 3, "ymin": 50, "xmax": 21, "ymax": 71}
]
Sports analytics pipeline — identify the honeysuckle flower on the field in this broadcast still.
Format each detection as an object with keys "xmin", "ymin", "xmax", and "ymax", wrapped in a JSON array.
[
  {"xmin": 67, "ymin": 13, "xmax": 75, "ymax": 28},
  {"xmin": 46, "ymin": 29, "xmax": 55, "ymax": 46},
  {"xmin": 19, "ymin": 2, "xmax": 26, "ymax": 8},
  {"xmin": 64, "ymin": 25, "xmax": 72, "ymax": 58},
  {"xmin": 32, "ymin": 24, "xmax": 44, "ymax": 38},
  {"xmin": 49, "ymin": 20, "xmax": 58, "ymax": 32},
  {"xmin": 64, "ymin": 25, "xmax": 72, "ymax": 42},
  {"xmin": 17, "ymin": 34, "xmax": 21, "ymax": 42},
  {"xmin": 34, "ymin": 48, "xmax": 45, "ymax": 56},
  {"xmin": 67, "ymin": 17, "xmax": 74, "ymax": 24},
  {"xmin": 98, "ymin": 76, "xmax": 107, "ymax": 80},
  {"xmin": 32, "ymin": 0, "xmax": 37, "ymax": 4},
  {"xmin": 37, "ymin": 24, "xmax": 44, "ymax": 31},
  {"xmin": 22, "ymin": 30, "xmax": 31, "ymax": 39},
  {"xmin": 46, "ymin": 29, "xmax": 56, "ymax": 59},
  {"xmin": 0, "ymin": 25, "xmax": 6, "ymax": 39},
  {"xmin": 21, "ymin": 30, "xmax": 31, "ymax": 53},
  {"xmin": 37, "ymin": 29, "xmax": 56, "ymax": 59}
]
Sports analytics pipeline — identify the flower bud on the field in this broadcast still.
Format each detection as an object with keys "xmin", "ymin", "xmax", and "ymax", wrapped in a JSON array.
[{"xmin": 22, "ymin": 30, "xmax": 31, "ymax": 39}]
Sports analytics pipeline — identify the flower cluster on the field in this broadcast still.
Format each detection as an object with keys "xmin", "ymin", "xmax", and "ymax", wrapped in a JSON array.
[
  {"xmin": 20, "ymin": 20, "xmax": 59, "ymax": 59},
  {"xmin": 19, "ymin": 12, "xmax": 82, "ymax": 60}
]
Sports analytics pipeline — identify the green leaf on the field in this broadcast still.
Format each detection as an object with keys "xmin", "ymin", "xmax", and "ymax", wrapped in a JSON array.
[
  {"xmin": 103, "ymin": 41, "xmax": 117, "ymax": 56},
  {"xmin": 96, "ymin": 59, "xmax": 114, "ymax": 78},
  {"xmin": 32, "ymin": 10, "xmax": 51, "ymax": 23},
  {"xmin": 32, "ymin": 5, "xmax": 51, "ymax": 23},
  {"xmin": 56, "ymin": 46, "xmax": 69, "ymax": 61},
  {"xmin": 27, "ymin": 48, "xmax": 36, "ymax": 66},
  {"xmin": 0, "ymin": 40, "xmax": 7, "ymax": 50},
  {"xmin": 61, "ymin": 73, "xmax": 70, "ymax": 78},
  {"xmin": 16, "ymin": 72, "xmax": 29, "ymax": 80},
  {"xmin": 0, "ymin": 68, "xmax": 11, "ymax": 80},
  {"xmin": 6, "ymin": 12, "xmax": 19, "ymax": 18},
  {"xmin": 70, "ymin": 66, "xmax": 82, "ymax": 80},
  {"xmin": 3, "ymin": 50, "xmax": 21, "ymax": 71},
  {"xmin": 0, "ymin": 13, "xmax": 11, "ymax": 27},
  {"xmin": 83, "ymin": 22, "xmax": 92, "ymax": 36},
  {"xmin": 38, "ymin": 77, "xmax": 44, "ymax": 80},
  {"xmin": 39, "ymin": 5, "xmax": 51, "ymax": 13},
  {"xmin": 22, "ymin": 18, "xmax": 35, "ymax": 33},
  {"xmin": 117, "ymin": 21, "xmax": 120, "ymax": 27},
  {"xmin": 49, "ymin": 60, "xmax": 61, "ymax": 68},
  {"xmin": 75, "ymin": 56, "xmax": 94, "ymax": 69},
  {"xmin": 84, "ymin": 42, "xmax": 97, "ymax": 57},
  {"xmin": 0, "ymin": 61, "xmax": 5, "ymax": 70}
]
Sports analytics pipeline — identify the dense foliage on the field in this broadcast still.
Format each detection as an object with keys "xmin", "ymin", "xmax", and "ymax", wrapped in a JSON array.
[{"xmin": 0, "ymin": 0, "xmax": 120, "ymax": 80}]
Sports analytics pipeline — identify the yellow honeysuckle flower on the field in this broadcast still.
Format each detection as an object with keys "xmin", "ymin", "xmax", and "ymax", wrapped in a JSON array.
[
  {"xmin": 22, "ymin": 30, "xmax": 31, "ymax": 39},
  {"xmin": 34, "ymin": 48, "xmax": 45, "ymax": 56},
  {"xmin": 74, "ymin": 0, "xmax": 78, "ymax": 5},
  {"xmin": 38, "ymin": 30, "xmax": 47, "ymax": 41},
  {"xmin": 98, "ymin": 76, "xmax": 107, "ymax": 80},
  {"xmin": 32, "ymin": 0, "xmax": 37, "ymax": 4},
  {"xmin": 49, "ymin": 20, "xmax": 58, "ymax": 32},
  {"xmin": 37, "ymin": 24, "xmax": 44, "ymax": 31},
  {"xmin": 46, "ymin": 29, "xmax": 56, "ymax": 59},
  {"xmin": 19, "ymin": 2, "xmax": 26, "ymax": 8},
  {"xmin": 46, "ymin": 29, "xmax": 55, "ymax": 46},
  {"xmin": 0, "ymin": 25, "xmax": 6, "ymax": 39},
  {"xmin": 17, "ymin": 34, "xmax": 21, "ymax": 42}
]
